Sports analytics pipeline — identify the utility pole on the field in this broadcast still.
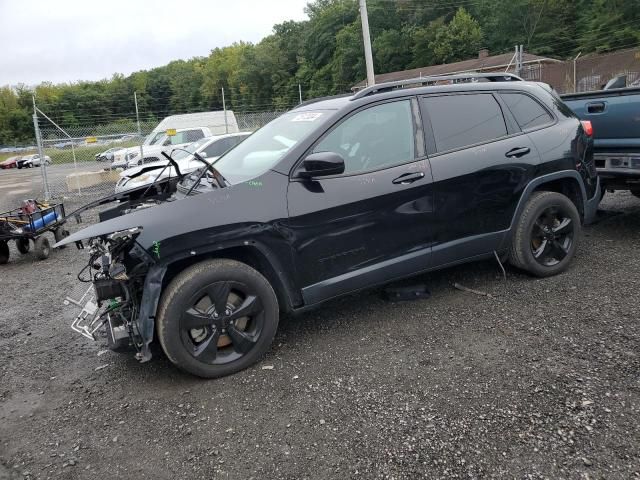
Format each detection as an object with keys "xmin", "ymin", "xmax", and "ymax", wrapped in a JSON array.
[
  {"xmin": 514, "ymin": 45, "xmax": 522, "ymax": 77},
  {"xmin": 520, "ymin": 44, "xmax": 524, "ymax": 77},
  {"xmin": 298, "ymin": 83, "xmax": 303, "ymax": 104},
  {"xmin": 359, "ymin": 0, "xmax": 375, "ymax": 86},
  {"xmin": 134, "ymin": 92, "xmax": 144, "ymax": 162}
]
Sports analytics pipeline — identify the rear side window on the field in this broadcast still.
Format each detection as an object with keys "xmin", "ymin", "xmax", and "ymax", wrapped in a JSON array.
[
  {"xmin": 501, "ymin": 92, "xmax": 553, "ymax": 130},
  {"xmin": 204, "ymin": 138, "xmax": 233, "ymax": 158},
  {"xmin": 422, "ymin": 94, "xmax": 507, "ymax": 153}
]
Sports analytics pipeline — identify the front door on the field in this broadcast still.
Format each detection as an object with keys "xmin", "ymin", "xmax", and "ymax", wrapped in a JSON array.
[{"xmin": 286, "ymin": 98, "xmax": 435, "ymax": 305}]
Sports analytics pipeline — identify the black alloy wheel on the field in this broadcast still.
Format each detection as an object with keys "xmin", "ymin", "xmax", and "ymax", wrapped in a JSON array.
[
  {"xmin": 180, "ymin": 281, "xmax": 264, "ymax": 365},
  {"xmin": 530, "ymin": 207, "xmax": 574, "ymax": 267},
  {"xmin": 157, "ymin": 259, "xmax": 279, "ymax": 378},
  {"xmin": 509, "ymin": 191, "xmax": 580, "ymax": 277}
]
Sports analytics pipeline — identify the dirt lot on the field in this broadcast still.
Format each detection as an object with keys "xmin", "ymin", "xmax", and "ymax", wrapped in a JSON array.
[{"xmin": 0, "ymin": 192, "xmax": 638, "ymax": 479}]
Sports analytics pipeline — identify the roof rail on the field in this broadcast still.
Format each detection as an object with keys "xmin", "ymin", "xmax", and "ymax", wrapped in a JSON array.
[
  {"xmin": 295, "ymin": 92, "xmax": 352, "ymax": 109},
  {"xmin": 351, "ymin": 72, "xmax": 524, "ymax": 100}
]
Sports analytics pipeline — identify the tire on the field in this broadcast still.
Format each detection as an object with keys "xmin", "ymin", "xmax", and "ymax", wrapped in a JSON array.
[
  {"xmin": 509, "ymin": 191, "xmax": 581, "ymax": 277},
  {"xmin": 33, "ymin": 236, "xmax": 51, "ymax": 260},
  {"xmin": 0, "ymin": 241, "xmax": 9, "ymax": 264},
  {"xmin": 16, "ymin": 238, "xmax": 30, "ymax": 254},
  {"xmin": 54, "ymin": 228, "xmax": 70, "ymax": 248},
  {"xmin": 157, "ymin": 259, "xmax": 279, "ymax": 379}
]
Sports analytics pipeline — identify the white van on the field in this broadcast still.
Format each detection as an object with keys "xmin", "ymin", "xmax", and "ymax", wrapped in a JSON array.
[{"xmin": 111, "ymin": 111, "xmax": 239, "ymax": 168}]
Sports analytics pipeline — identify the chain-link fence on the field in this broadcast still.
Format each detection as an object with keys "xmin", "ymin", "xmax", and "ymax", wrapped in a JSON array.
[
  {"xmin": 518, "ymin": 47, "xmax": 640, "ymax": 93},
  {"xmin": 23, "ymin": 106, "xmax": 283, "ymax": 207}
]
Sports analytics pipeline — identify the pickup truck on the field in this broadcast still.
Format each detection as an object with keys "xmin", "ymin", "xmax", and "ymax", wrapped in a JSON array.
[{"xmin": 561, "ymin": 79, "xmax": 640, "ymax": 198}]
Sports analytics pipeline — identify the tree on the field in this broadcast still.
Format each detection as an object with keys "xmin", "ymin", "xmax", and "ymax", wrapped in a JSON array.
[
  {"xmin": 429, "ymin": 8, "xmax": 483, "ymax": 64},
  {"xmin": 374, "ymin": 28, "xmax": 412, "ymax": 73}
]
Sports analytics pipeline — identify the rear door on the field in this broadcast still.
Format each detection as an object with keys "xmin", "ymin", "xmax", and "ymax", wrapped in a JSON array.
[
  {"xmin": 420, "ymin": 92, "xmax": 541, "ymax": 264},
  {"xmin": 287, "ymin": 98, "xmax": 435, "ymax": 305}
]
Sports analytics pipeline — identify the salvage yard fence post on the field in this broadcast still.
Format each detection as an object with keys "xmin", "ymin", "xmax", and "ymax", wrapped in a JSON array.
[{"xmin": 32, "ymin": 96, "xmax": 51, "ymax": 201}]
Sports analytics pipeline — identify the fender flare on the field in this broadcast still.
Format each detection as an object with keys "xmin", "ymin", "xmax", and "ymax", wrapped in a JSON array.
[
  {"xmin": 134, "ymin": 238, "xmax": 300, "ymax": 362},
  {"xmin": 499, "ymin": 170, "xmax": 592, "ymax": 250}
]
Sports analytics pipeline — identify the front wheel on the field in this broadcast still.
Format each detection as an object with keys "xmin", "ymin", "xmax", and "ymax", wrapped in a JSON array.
[
  {"xmin": 0, "ymin": 241, "xmax": 9, "ymax": 264},
  {"xmin": 157, "ymin": 259, "xmax": 279, "ymax": 378},
  {"xmin": 33, "ymin": 236, "xmax": 50, "ymax": 260},
  {"xmin": 16, "ymin": 238, "xmax": 30, "ymax": 254},
  {"xmin": 509, "ymin": 191, "xmax": 581, "ymax": 277}
]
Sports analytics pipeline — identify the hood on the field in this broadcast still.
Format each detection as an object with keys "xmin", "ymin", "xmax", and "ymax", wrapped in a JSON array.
[
  {"xmin": 54, "ymin": 170, "xmax": 288, "ymax": 251},
  {"xmin": 120, "ymin": 156, "xmax": 218, "ymax": 179},
  {"xmin": 120, "ymin": 159, "xmax": 170, "ymax": 178}
]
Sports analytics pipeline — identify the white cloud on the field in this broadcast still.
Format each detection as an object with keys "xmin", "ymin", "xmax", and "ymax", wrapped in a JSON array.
[{"xmin": 0, "ymin": 0, "xmax": 309, "ymax": 86}]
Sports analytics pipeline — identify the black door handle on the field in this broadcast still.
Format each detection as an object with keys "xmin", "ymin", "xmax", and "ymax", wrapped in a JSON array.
[
  {"xmin": 392, "ymin": 171, "xmax": 425, "ymax": 184},
  {"xmin": 587, "ymin": 101, "xmax": 605, "ymax": 113},
  {"xmin": 505, "ymin": 147, "xmax": 531, "ymax": 158}
]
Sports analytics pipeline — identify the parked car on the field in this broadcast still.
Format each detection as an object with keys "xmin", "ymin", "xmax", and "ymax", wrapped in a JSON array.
[
  {"xmin": 114, "ymin": 132, "xmax": 251, "ymax": 193},
  {"xmin": 0, "ymin": 156, "xmax": 20, "ymax": 169},
  {"xmin": 19, "ymin": 154, "xmax": 51, "ymax": 168},
  {"xmin": 95, "ymin": 147, "xmax": 120, "ymax": 162},
  {"xmin": 58, "ymin": 73, "xmax": 599, "ymax": 379},
  {"xmin": 561, "ymin": 76, "xmax": 640, "ymax": 198}
]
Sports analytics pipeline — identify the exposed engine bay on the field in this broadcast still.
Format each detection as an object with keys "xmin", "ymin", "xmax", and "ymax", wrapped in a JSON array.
[
  {"xmin": 63, "ymin": 152, "xmax": 220, "ymax": 361},
  {"xmin": 69, "ymin": 227, "xmax": 151, "ymax": 357}
]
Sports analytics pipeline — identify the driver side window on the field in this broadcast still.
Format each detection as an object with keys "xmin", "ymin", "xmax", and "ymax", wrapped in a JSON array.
[{"xmin": 312, "ymin": 100, "xmax": 415, "ymax": 174}]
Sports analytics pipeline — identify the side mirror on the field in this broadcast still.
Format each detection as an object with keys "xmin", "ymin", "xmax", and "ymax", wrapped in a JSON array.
[{"xmin": 298, "ymin": 152, "xmax": 345, "ymax": 179}]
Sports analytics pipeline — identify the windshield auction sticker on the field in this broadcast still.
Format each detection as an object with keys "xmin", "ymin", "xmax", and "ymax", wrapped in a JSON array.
[{"xmin": 291, "ymin": 112, "xmax": 323, "ymax": 122}]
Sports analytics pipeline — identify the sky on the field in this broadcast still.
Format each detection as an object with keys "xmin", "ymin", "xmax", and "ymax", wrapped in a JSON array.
[{"xmin": 0, "ymin": 0, "xmax": 309, "ymax": 87}]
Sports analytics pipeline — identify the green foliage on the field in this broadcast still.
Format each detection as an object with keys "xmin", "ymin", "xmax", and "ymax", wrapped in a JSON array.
[
  {"xmin": 429, "ymin": 8, "xmax": 483, "ymax": 64},
  {"xmin": 0, "ymin": 0, "xmax": 638, "ymax": 144}
]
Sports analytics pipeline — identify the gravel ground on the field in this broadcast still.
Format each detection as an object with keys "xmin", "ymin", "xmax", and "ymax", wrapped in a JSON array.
[{"xmin": 0, "ymin": 192, "xmax": 638, "ymax": 480}]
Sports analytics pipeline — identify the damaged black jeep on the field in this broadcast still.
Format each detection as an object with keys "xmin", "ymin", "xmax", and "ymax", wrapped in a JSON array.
[{"xmin": 58, "ymin": 73, "xmax": 600, "ymax": 378}]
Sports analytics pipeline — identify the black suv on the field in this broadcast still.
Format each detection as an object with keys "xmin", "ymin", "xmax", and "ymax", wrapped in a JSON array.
[{"xmin": 59, "ymin": 73, "xmax": 600, "ymax": 378}]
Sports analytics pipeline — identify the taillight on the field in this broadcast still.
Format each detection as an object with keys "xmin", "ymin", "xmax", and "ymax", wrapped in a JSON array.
[{"xmin": 581, "ymin": 120, "xmax": 593, "ymax": 137}]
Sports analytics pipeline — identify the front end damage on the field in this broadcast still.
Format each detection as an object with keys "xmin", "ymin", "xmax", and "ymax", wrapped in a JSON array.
[{"xmin": 66, "ymin": 227, "xmax": 166, "ymax": 362}]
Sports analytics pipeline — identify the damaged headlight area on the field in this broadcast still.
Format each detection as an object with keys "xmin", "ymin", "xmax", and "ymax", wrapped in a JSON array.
[{"xmin": 67, "ymin": 226, "xmax": 152, "ymax": 355}]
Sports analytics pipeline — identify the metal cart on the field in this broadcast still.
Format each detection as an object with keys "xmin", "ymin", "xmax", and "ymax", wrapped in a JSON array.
[{"xmin": 0, "ymin": 201, "xmax": 69, "ymax": 264}]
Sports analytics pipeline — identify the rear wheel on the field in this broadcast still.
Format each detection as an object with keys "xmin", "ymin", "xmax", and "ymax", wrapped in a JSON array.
[
  {"xmin": 0, "ymin": 241, "xmax": 9, "ymax": 264},
  {"xmin": 54, "ymin": 228, "xmax": 70, "ymax": 248},
  {"xmin": 33, "ymin": 236, "xmax": 50, "ymax": 260},
  {"xmin": 509, "ymin": 191, "xmax": 581, "ymax": 277},
  {"xmin": 16, "ymin": 238, "xmax": 30, "ymax": 254},
  {"xmin": 157, "ymin": 259, "xmax": 279, "ymax": 379}
]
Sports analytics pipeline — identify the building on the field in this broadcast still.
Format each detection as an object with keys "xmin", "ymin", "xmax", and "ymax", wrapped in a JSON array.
[{"xmin": 352, "ymin": 49, "xmax": 561, "ymax": 90}]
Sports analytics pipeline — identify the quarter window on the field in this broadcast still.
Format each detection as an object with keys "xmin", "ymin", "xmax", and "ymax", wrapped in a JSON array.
[
  {"xmin": 422, "ymin": 94, "xmax": 508, "ymax": 153},
  {"xmin": 501, "ymin": 92, "xmax": 553, "ymax": 130},
  {"xmin": 313, "ymin": 100, "xmax": 415, "ymax": 174}
]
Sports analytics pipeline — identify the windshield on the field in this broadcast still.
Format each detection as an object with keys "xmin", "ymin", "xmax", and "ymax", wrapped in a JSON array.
[
  {"xmin": 171, "ymin": 137, "xmax": 210, "ymax": 161},
  {"xmin": 144, "ymin": 131, "xmax": 166, "ymax": 146},
  {"xmin": 213, "ymin": 111, "xmax": 326, "ymax": 184}
]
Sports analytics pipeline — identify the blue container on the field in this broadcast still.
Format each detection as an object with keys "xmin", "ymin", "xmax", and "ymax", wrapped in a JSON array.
[{"xmin": 25, "ymin": 211, "xmax": 58, "ymax": 231}]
